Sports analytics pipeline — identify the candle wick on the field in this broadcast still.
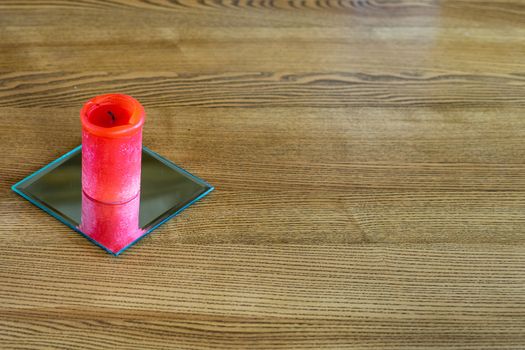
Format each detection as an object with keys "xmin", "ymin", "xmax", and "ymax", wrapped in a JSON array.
[{"xmin": 107, "ymin": 111, "xmax": 116, "ymax": 123}]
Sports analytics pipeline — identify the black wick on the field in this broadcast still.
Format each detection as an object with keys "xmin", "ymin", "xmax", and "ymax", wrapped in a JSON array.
[{"xmin": 107, "ymin": 111, "xmax": 116, "ymax": 123}]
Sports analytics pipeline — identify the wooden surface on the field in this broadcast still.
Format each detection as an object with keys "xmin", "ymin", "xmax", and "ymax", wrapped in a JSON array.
[{"xmin": 1, "ymin": 1, "xmax": 525, "ymax": 349}]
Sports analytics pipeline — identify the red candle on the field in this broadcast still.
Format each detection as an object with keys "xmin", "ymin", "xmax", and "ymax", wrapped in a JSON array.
[
  {"xmin": 79, "ymin": 94, "xmax": 145, "ymax": 252},
  {"xmin": 80, "ymin": 94, "xmax": 145, "ymax": 203}
]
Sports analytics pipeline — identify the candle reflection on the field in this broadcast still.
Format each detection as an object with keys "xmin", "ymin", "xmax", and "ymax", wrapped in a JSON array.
[{"xmin": 79, "ymin": 191, "xmax": 144, "ymax": 253}]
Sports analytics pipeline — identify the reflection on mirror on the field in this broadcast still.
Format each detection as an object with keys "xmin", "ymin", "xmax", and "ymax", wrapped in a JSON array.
[{"xmin": 12, "ymin": 146, "xmax": 213, "ymax": 255}]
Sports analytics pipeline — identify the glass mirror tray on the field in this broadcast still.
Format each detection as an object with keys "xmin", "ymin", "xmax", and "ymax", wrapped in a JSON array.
[{"xmin": 12, "ymin": 146, "xmax": 214, "ymax": 256}]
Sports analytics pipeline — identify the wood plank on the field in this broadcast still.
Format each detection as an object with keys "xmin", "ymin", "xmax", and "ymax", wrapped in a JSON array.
[
  {"xmin": 0, "ymin": 1, "xmax": 524, "ymax": 72},
  {"xmin": 1, "ymin": 72, "xmax": 525, "ymax": 108},
  {"xmin": 0, "ymin": 245, "xmax": 524, "ymax": 349},
  {"xmin": 2, "ymin": 107, "xmax": 525, "ymax": 245},
  {"xmin": 2, "ymin": 0, "xmax": 525, "ymax": 348},
  {"xmin": 2, "ymin": 106, "xmax": 525, "ymax": 166}
]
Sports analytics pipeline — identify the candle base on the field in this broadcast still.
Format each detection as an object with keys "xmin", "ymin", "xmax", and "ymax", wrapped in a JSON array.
[{"xmin": 12, "ymin": 146, "xmax": 214, "ymax": 256}]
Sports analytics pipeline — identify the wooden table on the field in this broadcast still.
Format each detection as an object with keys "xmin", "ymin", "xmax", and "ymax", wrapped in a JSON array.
[{"xmin": 1, "ymin": 1, "xmax": 524, "ymax": 349}]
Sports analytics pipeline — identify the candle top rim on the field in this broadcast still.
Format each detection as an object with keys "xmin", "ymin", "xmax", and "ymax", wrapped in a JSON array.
[{"xmin": 81, "ymin": 93, "xmax": 145, "ymax": 138}]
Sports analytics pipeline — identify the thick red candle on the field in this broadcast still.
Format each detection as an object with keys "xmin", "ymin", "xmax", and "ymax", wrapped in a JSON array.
[
  {"xmin": 80, "ymin": 94, "xmax": 145, "ymax": 252},
  {"xmin": 80, "ymin": 94, "xmax": 145, "ymax": 204}
]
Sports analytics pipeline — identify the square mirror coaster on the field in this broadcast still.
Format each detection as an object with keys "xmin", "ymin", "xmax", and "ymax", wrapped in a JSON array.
[{"xmin": 12, "ymin": 146, "xmax": 214, "ymax": 256}]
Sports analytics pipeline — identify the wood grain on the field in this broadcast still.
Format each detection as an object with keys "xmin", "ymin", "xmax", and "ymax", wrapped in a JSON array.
[
  {"xmin": 1, "ymin": 245, "xmax": 525, "ymax": 349},
  {"xmin": 1, "ymin": 0, "xmax": 525, "ymax": 349},
  {"xmin": 1, "ymin": 72, "xmax": 525, "ymax": 108}
]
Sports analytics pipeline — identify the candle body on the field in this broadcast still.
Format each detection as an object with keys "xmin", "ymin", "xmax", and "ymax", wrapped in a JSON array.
[
  {"xmin": 82, "ymin": 130, "xmax": 142, "ymax": 203},
  {"xmin": 79, "ymin": 94, "xmax": 145, "ymax": 251},
  {"xmin": 81, "ymin": 94, "xmax": 145, "ymax": 204}
]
